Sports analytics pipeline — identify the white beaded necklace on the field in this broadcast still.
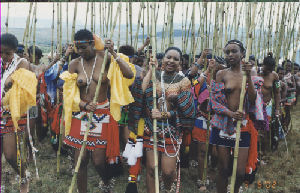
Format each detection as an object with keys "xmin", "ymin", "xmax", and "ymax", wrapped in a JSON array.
[{"xmin": 80, "ymin": 55, "xmax": 97, "ymax": 94}]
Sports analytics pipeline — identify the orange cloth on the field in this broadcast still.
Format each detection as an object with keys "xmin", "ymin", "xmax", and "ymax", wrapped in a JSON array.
[
  {"xmin": 245, "ymin": 118, "xmax": 258, "ymax": 174},
  {"xmin": 241, "ymin": 117, "xmax": 258, "ymax": 174},
  {"xmin": 129, "ymin": 157, "xmax": 142, "ymax": 180},
  {"xmin": 93, "ymin": 34, "xmax": 104, "ymax": 51}
]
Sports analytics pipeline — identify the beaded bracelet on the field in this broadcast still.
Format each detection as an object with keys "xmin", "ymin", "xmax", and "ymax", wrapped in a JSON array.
[
  {"xmin": 83, "ymin": 102, "xmax": 89, "ymax": 110},
  {"xmin": 161, "ymin": 111, "xmax": 168, "ymax": 119}
]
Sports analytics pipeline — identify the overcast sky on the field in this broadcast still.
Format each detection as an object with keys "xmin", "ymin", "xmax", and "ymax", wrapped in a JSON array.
[
  {"xmin": 1, "ymin": 2, "xmax": 299, "ymax": 62},
  {"xmin": 1, "ymin": 2, "xmax": 296, "ymax": 30}
]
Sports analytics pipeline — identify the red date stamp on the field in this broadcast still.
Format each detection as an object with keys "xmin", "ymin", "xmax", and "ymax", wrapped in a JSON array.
[{"xmin": 244, "ymin": 180, "xmax": 277, "ymax": 189}]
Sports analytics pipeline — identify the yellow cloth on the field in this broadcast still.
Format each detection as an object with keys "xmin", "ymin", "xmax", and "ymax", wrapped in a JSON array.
[
  {"xmin": 129, "ymin": 118, "xmax": 145, "ymax": 141},
  {"xmin": 107, "ymin": 53, "xmax": 136, "ymax": 121},
  {"xmin": 2, "ymin": 68, "xmax": 37, "ymax": 131},
  {"xmin": 59, "ymin": 71, "xmax": 81, "ymax": 136}
]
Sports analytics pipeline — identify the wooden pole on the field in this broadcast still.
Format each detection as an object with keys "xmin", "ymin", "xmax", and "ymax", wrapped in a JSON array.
[
  {"xmin": 286, "ymin": 4, "xmax": 299, "ymax": 59},
  {"xmin": 134, "ymin": 2, "xmax": 144, "ymax": 51},
  {"xmin": 69, "ymin": 2, "xmax": 77, "ymax": 64},
  {"xmin": 169, "ymin": 2, "xmax": 175, "ymax": 47},
  {"xmin": 32, "ymin": 3, "xmax": 37, "ymax": 66},
  {"xmin": 230, "ymin": 3, "xmax": 257, "ymax": 193},
  {"xmin": 161, "ymin": 2, "xmax": 167, "ymax": 52},
  {"xmin": 99, "ymin": 3, "xmax": 102, "ymax": 37},
  {"xmin": 143, "ymin": 4, "xmax": 145, "ymax": 45},
  {"xmin": 181, "ymin": 3, "xmax": 184, "ymax": 53},
  {"xmin": 29, "ymin": 7, "xmax": 35, "ymax": 45},
  {"xmin": 203, "ymin": 66, "xmax": 213, "ymax": 183},
  {"xmin": 129, "ymin": 1, "xmax": 133, "ymax": 45},
  {"xmin": 102, "ymin": 3, "xmax": 105, "ymax": 36},
  {"xmin": 164, "ymin": 3, "xmax": 170, "ymax": 52},
  {"xmin": 232, "ymin": 2, "xmax": 237, "ymax": 40},
  {"xmin": 267, "ymin": 3, "xmax": 273, "ymax": 53},
  {"xmin": 224, "ymin": 3, "xmax": 229, "ymax": 48},
  {"xmin": 23, "ymin": 3, "xmax": 33, "ymax": 45},
  {"xmin": 68, "ymin": 4, "xmax": 121, "ymax": 192},
  {"xmin": 150, "ymin": 3, "xmax": 160, "ymax": 192},
  {"xmin": 117, "ymin": 2, "xmax": 122, "ymax": 53},
  {"xmin": 190, "ymin": 2, "xmax": 196, "ymax": 65},
  {"xmin": 56, "ymin": 3, "xmax": 60, "ymax": 54},
  {"xmin": 5, "ymin": 3, "xmax": 9, "ymax": 33},
  {"xmin": 91, "ymin": 2, "xmax": 94, "ymax": 33},
  {"xmin": 85, "ymin": 2, "xmax": 89, "ymax": 29},
  {"xmin": 71, "ymin": 2, "xmax": 78, "ymax": 43},
  {"xmin": 66, "ymin": 3, "xmax": 69, "ymax": 44},
  {"xmin": 56, "ymin": 2, "xmax": 64, "ymax": 175},
  {"xmin": 32, "ymin": 4, "xmax": 40, "ymax": 180},
  {"xmin": 195, "ymin": 3, "xmax": 203, "ymax": 56},
  {"xmin": 126, "ymin": 3, "xmax": 129, "ymax": 44},
  {"xmin": 257, "ymin": 3, "xmax": 265, "ymax": 61},
  {"xmin": 155, "ymin": 4, "xmax": 160, "ymax": 48},
  {"xmin": 213, "ymin": 3, "xmax": 219, "ymax": 54},
  {"xmin": 59, "ymin": 3, "xmax": 62, "ymax": 55},
  {"xmin": 183, "ymin": 4, "xmax": 189, "ymax": 54},
  {"xmin": 218, "ymin": 3, "xmax": 225, "ymax": 56},
  {"xmin": 275, "ymin": 4, "xmax": 286, "ymax": 71},
  {"xmin": 204, "ymin": 2, "xmax": 208, "ymax": 49}
]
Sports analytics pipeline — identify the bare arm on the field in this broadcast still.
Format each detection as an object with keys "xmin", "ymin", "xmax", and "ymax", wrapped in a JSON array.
[
  {"xmin": 243, "ymin": 62, "xmax": 256, "ymax": 104},
  {"xmin": 273, "ymin": 73, "xmax": 281, "ymax": 114},
  {"xmin": 138, "ymin": 37, "xmax": 150, "ymax": 55},
  {"xmin": 105, "ymin": 39, "xmax": 134, "ymax": 79},
  {"xmin": 281, "ymin": 81, "xmax": 287, "ymax": 103},
  {"xmin": 142, "ymin": 58, "xmax": 157, "ymax": 92}
]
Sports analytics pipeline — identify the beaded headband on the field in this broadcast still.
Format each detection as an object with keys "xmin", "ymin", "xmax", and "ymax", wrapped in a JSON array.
[
  {"xmin": 73, "ymin": 40, "xmax": 94, "ymax": 44},
  {"xmin": 225, "ymin": 40, "xmax": 245, "ymax": 52}
]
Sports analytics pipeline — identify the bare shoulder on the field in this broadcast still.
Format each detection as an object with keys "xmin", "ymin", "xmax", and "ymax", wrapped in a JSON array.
[
  {"xmin": 17, "ymin": 58, "xmax": 30, "ymax": 70},
  {"xmin": 216, "ymin": 69, "xmax": 227, "ymax": 83},
  {"xmin": 69, "ymin": 57, "xmax": 80, "ymax": 73},
  {"xmin": 272, "ymin": 71, "xmax": 279, "ymax": 80},
  {"xmin": 180, "ymin": 77, "xmax": 192, "ymax": 91}
]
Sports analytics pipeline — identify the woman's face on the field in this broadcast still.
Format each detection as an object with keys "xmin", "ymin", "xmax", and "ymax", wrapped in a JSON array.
[
  {"xmin": 28, "ymin": 53, "xmax": 40, "ymax": 64},
  {"xmin": 1, "ymin": 45, "xmax": 15, "ymax": 64},
  {"xmin": 162, "ymin": 49, "xmax": 181, "ymax": 73},
  {"xmin": 286, "ymin": 62, "xmax": 292, "ymax": 72},
  {"xmin": 262, "ymin": 64, "xmax": 273, "ymax": 75},
  {"xmin": 75, "ymin": 41, "xmax": 95, "ymax": 60},
  {"xmin": 224, "ymin": 44, "xmax": 243, "ymax": 66},
  {"xmin": 278, "ymin": 69, "xmax": 285, "ymax": 80}
]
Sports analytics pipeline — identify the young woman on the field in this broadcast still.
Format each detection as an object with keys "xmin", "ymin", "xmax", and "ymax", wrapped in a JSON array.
[
  {"xmin": 191, "ymin": 57, "xmax": 225, "ymax": 192},
  {"xmin": 1, "ymin": 33, "xmax": 36, "ymax": 193},
  {"xmin": 282, "ymin": 60, "xmax": 296, "ymax": 130},
  {"xmin": 209, "ymin": 40, "xmax": 263, "ymax": 193},
  {"xmin": 255, "ymin": 53, "xmax": 280, "ymax": 158},
  {"xmin": 141, "ymin": 47, "xmax": 195, "ymax": 193},
  {"xmin": 61, "ymin": 29, "xmax": 134, "ymax": 193}
]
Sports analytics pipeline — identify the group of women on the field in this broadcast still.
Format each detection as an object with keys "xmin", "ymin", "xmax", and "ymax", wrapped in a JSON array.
[{"xmin": 1, "ymin": 29, "xmax": 299, "ymax": 193}]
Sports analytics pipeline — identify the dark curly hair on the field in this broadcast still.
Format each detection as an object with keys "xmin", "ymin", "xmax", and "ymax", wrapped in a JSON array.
[
  {"xmin": 119, "ymin": 45, "xmax": 135, "ymax": 56},
  {"xmin": 1, "ymin": 33, "xmax": 18, "ymax": 50},
  {"xmin": 28, "ymin": 45, "xmax": 43, "ymax": 60},
  {"xmin": 74, "ymin": 29, "xmax": 94, "ymax": 42},
  {"xmin": 225, "ymin": 40, "xmax": 246, "ymax": 55},
  {"xmin": 164, "ymin": 46, "xmax": 183, "ymax": 61},
  {"xmin": 263, "ymin": 52, "xmax": 275, "ymax": 71}
]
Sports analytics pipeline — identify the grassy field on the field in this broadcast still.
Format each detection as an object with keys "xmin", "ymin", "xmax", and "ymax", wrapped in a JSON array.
[{"xmin": 1, "ymin": 102, "xmax": 300, "ymax": 193}]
